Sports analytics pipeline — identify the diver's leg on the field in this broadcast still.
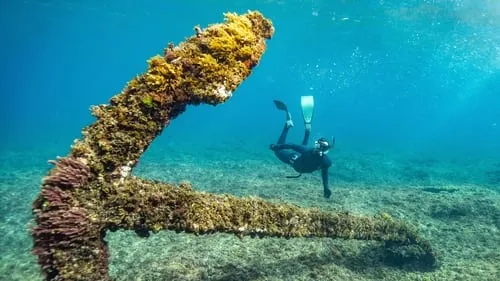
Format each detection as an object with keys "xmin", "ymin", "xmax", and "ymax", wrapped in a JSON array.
[
  {"xmin": 301, "ymin": 126, "xmax": 311, "ymax": 146},
  {"xmin": 277, "ymin": 123, "xmax": 290, "ymax": 144}
]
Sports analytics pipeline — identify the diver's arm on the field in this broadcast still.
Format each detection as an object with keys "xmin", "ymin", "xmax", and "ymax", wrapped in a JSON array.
[
  {"xmin": 321, "ymin": 167, "xmax": 332, "ymax": 199},
  {"xmin": 271, "ymin": 143, "xmax": 307, "ymax": 153}
]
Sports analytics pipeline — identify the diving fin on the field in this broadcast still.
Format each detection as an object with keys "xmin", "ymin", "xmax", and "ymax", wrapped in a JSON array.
[
  {"xmin": 301, "ymin": 96, "xmax": 314, "ymax": 130},
  {"xmin": 273, "ymin": 100, "xmax": 288, "ymax": 111},
  {"xmin": 274, "ymin": 99, "xmax": 293, "ymax": 127}
]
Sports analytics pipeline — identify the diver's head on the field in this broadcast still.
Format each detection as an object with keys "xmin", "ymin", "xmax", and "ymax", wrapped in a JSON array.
[{"xmin": 314, "ymin": 137, "xmax": 331, "ymax": 156}]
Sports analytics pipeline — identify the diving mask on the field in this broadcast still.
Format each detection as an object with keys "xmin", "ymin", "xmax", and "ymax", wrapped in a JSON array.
[{"xmin": 314, "ymin": 138, "xmax": 330, "ymax": 155}]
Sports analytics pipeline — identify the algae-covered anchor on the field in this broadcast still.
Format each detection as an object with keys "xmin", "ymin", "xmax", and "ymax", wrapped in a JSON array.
[{"xmin": 30, "ymin": 11, "xmax": 436, "ymax": 281}]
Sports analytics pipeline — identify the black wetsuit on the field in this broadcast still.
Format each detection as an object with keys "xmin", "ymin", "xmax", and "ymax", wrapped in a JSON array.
[{"xmin": 271, "ymin": 122, "xmax": 333, "ymax": 198}]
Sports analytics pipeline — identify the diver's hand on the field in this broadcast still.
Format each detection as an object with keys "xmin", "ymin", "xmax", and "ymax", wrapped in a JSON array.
[
  {"xmin": 323, "ymin": 188, "xmax": 332, "ymax": 199},
  {"xmin": 269, "ymin": 144, "xmax": 278, "ymax": 151}
]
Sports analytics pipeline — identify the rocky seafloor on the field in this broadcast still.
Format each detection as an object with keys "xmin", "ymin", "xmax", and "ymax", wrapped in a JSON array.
[{"xmin": 1, "ymin": 142, "xmax": 499, "ymax": 281}]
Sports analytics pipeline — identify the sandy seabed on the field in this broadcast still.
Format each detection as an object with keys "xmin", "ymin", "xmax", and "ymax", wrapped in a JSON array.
[{"xmin": 1, "ymin": 143, "xmax": 499, "ymax": 281}]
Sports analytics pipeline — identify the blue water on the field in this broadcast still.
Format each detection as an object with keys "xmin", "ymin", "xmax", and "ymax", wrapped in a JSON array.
[
  {"xmin": 2, "ymin": 0, "xmax": 499, "ymax": 157},
  {"xmin": 1, "ymin": 1, "xmax": 500, "ymax": 280}
]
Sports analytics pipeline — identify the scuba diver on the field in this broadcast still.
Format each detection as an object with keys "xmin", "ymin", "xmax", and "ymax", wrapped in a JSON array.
[{"xmin": 269, "ymin": 96, "xmax": 334, "ymax": 199}]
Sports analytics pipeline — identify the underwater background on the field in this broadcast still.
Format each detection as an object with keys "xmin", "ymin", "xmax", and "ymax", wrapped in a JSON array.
[{"xmin": 1, "ymin": 0, "xmax": 499, "ymax": 280}]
